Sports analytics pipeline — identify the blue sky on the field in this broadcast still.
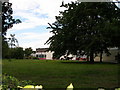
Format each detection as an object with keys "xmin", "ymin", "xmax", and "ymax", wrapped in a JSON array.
[
  {"xmin": 7, "ymin": 0, "xmax": 120, "ymax": 50},
  {"xmin": 7, "ymin": 0, "xmax": 74, "ymax": 50}
]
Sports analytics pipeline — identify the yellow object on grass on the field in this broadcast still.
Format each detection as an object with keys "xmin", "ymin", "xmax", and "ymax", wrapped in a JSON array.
[
  {"xmin": 17, "ymin": 85, "xmax": 43, "ymax": 89},
  {"xmin": 23, "ymin": 85, "xmax": 34, "ymax": 88},
  {"xmin": 35, "ymin": 85, "xmax": 43, "ymax": 89},
  {"xmin": 66, "ymin": 83, "xmax": 73, "ymax": 90},
  {"xmin": 115, "ymin": 88, "xmax": 120, "ymax": 90},
  {"xmin": 17, "ymin": 86, "xmax": 23, "ymax": 88}
]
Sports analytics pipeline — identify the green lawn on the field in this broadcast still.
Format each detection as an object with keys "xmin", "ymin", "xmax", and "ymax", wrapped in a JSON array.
[{"xmin": 2, "ymin": 59, "xmax": 119, "ymax": 88}]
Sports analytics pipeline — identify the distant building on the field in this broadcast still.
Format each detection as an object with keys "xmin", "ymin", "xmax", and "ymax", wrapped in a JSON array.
[
  {"xmin": 33, "ymin": 48, "xmax": 53, "ymax": 60},
  {"xmin": 31, "ymin": 47, "xmax": 120, "ymax": 63},
  {"xmin": 94, "ymin": 47, "xmax": 120, "ymax": 63}
]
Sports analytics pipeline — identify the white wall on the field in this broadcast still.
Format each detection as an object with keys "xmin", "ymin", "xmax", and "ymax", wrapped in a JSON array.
[
  {"xmin": 46, "ymin": 51, "xmax": 53, "ymax": 60},
  {"xmin": 94, "ymin": 48, "xmax": 120, "ymax": 62},
  {"xmin": 35, "ymin": 51, "xmax": 53, "ymax": 60}
]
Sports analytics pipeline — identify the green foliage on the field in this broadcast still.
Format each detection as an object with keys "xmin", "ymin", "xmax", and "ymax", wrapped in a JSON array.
[
  {"xmin": 2, "ymin": 35, "xmax": 21, "ymax": 59},
  {"xmin": 2, "ymin": 73, "xmax": 19, "ymax": 89},
  {"xmin": 2, "ymin": 73, "xmax": 34, "ymax": 89},
  {"xmin": 46, "ymin": 2, "xmax": 120, "ymax": 62},
  {"xmin": 2, "ymin": 37, "xmax": 10, "ymax": 59},
  {"xmin": 24, "ymin": 47, "xmax": 33, "ymax": 58},
  {"xmin": 32, "ymin": 56, "xmax": 39, "ymax": 59},
  {"xmin": 10, "ymin": 47, "xmax": 24, "ymax": 59}
]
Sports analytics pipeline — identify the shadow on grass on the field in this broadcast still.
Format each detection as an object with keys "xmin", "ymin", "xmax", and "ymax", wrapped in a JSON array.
[
  {"xmin": 61, "ymin": 61, "xmax": 118, "ymax": 64},
  {"xmin": 43, "ymin": 88, "xmax": 119, "ymax": 90}
]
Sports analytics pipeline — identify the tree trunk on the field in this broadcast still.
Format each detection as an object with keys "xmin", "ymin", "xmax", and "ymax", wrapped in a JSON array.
[
  {"xmin": 90, "ymin": 51, "xmax": 94, "ymax": 63},
  {"xmin": 100, "ymin": 51, "xmax": 103, "ymax": 63},
  {"xmin": 87, "ymin": 55, "xmax": 89, "ymax": 62}
]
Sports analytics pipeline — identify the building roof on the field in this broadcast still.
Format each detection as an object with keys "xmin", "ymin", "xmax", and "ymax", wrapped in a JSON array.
[{"xmin": 36, "ymin": 48, "xmax": 49, "ymax": 52}]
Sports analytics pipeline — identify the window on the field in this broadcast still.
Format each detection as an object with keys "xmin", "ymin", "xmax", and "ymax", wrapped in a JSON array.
[{"xmin": 38, "ymin": 54, "xmax": 46, "ymax": 58}]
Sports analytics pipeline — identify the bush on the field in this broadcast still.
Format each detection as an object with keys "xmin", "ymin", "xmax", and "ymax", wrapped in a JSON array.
[
  {"xmin": 32, "ymin": 56, "xmax": 39, "ymax": 60},
  {"xmin": 2, "ymin": 73, "xmax": 35, "ymax": 89}
]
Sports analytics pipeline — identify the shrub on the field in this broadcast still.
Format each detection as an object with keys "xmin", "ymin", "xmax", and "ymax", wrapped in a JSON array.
[{"xmin": 2, "ymin": 73, "xmax": 34, "ymax": 89}]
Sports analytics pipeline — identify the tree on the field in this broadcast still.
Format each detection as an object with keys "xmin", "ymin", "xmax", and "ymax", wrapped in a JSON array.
[
  {"xmin": 24, "ymin": 47, "xmax": 33, "ymax": 59},
  {"xmin": 1, "ymin": 1, "xmax": 21, "ymax": 59},
  {"xmin": 46, "ymin": 2, "xmax": 120, "ymax": 63},
  {"xmin": 10, "ymin": 47, "xmax": 24, "ymax": 59},
  {"xmin": 8, "ymin": 34, "xmax": 19, "ymax": 48},
  {"xmin": 7, "ymin": 34, "xmax": 19, "ymax": 59},
  {"xmin": 2, "ymin": 37, "xmax": 10, "ymax": 59}
]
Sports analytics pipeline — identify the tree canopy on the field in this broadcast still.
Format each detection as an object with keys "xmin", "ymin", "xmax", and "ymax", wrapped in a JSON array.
[{"xmin": 46, "ymin": 2, "xmax": 120, "ymax": 62}]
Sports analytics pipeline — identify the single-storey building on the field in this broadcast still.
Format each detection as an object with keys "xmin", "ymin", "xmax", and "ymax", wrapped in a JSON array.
[
  {"xmin": 31, "ymin": 47, "xmax": 120, "ymax": 63},
  {"xmin": 94, "ymin": 47, "xmax": 120, "ymax": 63},
  {"xmin": 32, "ymin": 48, "xmax": 53, "ymax": 60}
]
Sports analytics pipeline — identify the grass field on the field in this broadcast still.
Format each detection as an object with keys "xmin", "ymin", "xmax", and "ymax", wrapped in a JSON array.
[{"xmin": 2, "ymin": 59, "xmax": 119, "ymax": 88}]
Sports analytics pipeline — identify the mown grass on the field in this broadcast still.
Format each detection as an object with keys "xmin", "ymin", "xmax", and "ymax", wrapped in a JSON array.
[{"xmin": 2, "ymin": 59, "xmax": 119, "ymax": 88}]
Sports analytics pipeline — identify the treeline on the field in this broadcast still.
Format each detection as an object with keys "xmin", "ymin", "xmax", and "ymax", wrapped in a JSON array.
[
  {"xmin": 3, "ymin": 47, "xmax": 23, "ymax": 59},
  {"xmin": 2, "ymin": 46, "xmax": 34, "ymax": 59},
  {"xmin": 1, "ymin": 2, "xmax": 35, "ymax": 60}
]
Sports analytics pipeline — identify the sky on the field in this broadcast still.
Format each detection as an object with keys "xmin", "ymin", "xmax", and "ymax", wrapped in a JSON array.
[
  {"xmin": 7, "ymin": 0, "xmax": 75, "ymax": 50},
  {"xmin": 7, "ymin": 0, "xmax": 120, "ymax": 50}
]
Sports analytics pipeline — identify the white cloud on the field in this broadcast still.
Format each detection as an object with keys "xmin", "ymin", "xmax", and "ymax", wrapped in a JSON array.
[
  {"xmin": 9, "ymin": 17, "xmax": 54, "ymax": 31},
  {"xmin": 9, "ymin": 0, "xmax": 74, "ymax": 31},
  {"xmin": 8, "ymin": 0, "xmax": 75, "ymax": 49},
  {"xmin": 8, "ymin": 10, "xmax": 54, "ymax": 31},
  {"xmin": 16, "ymin": 32, "xmax": 53, "ymax": 50}
]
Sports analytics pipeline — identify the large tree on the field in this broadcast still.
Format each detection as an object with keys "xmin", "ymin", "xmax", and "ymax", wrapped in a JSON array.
[{"xmin": 46, "ymin": 2, "xmax": 120, "ymax": 62}]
